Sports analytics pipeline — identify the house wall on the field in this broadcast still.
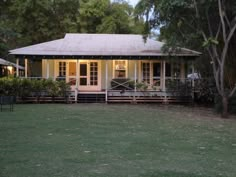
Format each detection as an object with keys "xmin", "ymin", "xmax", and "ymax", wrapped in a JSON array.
[{"xmin": 42, "ymin": 59, "xmax": 54, "ymax": 78}]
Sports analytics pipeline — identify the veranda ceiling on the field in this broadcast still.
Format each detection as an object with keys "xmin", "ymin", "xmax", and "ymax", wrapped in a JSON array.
[{"xmin": 0, "ymin": 58, "xmax": 24, "ymax": 70}]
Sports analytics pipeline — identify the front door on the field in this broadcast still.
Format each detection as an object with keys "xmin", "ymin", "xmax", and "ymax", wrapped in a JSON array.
[{"xmin": 79, "ymin": 61, "xmax": 101, "ymax": 91}]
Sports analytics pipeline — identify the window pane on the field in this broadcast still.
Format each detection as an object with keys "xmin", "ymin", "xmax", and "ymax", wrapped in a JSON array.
[
  {"xmin": 80, "ymin": 64, "xmax": 87, "ymax": 76},
  {"xmin": 165, "ymin": 63, "xmax": 171, "ymax": 77},
  {"xmin": 115, "ymin": 70, "xmax": 126, "ymax": 78},
  {"xmin": 142, "ymin": 62, "xmax": 150, "ymax": 84},
  {"xmin": 153, "ymin": 79, "xmax": 161, "ymax": 86},
  {"xmin": 153, "ymin": 63, "xmax": 161, "ymax": 77},
  {"xmin": 59, "ymin": 62, "xmax": 66, "ymax": 77},
  {"xmin": 114, "ymin": 60, "xmax": 126, "ymax": 78},
  {"xmin": 80, "ymin": 78, "xmax": 87, "ymax": 85}
]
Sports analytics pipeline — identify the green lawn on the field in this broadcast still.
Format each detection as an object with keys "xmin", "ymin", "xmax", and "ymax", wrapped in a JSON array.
[{"xmin": 0, "ymin": 104, "xmax": 236, "ymax": 177}]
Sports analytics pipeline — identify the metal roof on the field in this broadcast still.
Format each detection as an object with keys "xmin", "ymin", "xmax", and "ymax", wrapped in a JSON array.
[
  {"xmin": 0, "ymin": 58, "xmax": 25, "ymax": 70},
  {"xmin": 9, "ymin": 34, "xmax": 201, "ymax": 57}
]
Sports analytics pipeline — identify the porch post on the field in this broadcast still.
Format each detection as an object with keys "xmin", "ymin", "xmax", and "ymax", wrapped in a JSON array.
[
  {"xmin": 163, "ymin": 60, "xmax": 166, "ymax": 91},
  {"xmin": 134, "ymin": 60, "xmax": 137, "ymax": 92},
  {"xmin": 133, "ymin": 60, "xmax": 137, "ymax": 102},
  {"xmin": 192, "ymin": 61, "xmax": 195, "ymax": 87},
  {"xmin": 24, "ymin": 58, "xmax": 28, "ymax": 78},
  {"xmin": 75, "ymin": 59, "xmax": 79, "ymax": 103},
  {"xmin": 105, "ymin": 60, "xmax": 108, "ymax": 103},
  {"xmin": 180, "ymin": 60, "xmax": 185, "ymax": 82},
  {"xmin": 46, "ymin": 59, "xmax": 49, "ymax": 79},
  {"xmin": 16, "ymin": 58, "xmax": 19, "ymax": 77}
]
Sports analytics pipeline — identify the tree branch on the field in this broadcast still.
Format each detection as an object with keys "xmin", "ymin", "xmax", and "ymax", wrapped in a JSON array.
[
  {"xmin": 215, "ymin": 22, "xmax": 221, "ymax": 40},
  {"xmin": 229, "ymin": 84, "xmax": 236, "ymax": 98},
  {"xmin": 215, "ymin": 67, "xmax": 222, "ymax": 96},
  {"xmin": 206, "ymin": 8, "xmax": 213, "ymax": 37},
  {"xmin": 205, "ymin": 47, "xmax": 222, "ymax": 95},
  {"xmin": 224, "ymin": 14, "xmax": 231, "ymax": 28},
  {"xmin": 221, "ymin": 19, "xmax": 236, "ymax": 68},
  {"xmin": 193, "ymin": 0, "xmax": 200, "ymax": 19},
  {"xmin": 211, "ymin": 45, "xmax": 221, "ymax": 66},
  {"xmin": 218, "ymin": 0, "xmax": 227, "ymax": 42}
]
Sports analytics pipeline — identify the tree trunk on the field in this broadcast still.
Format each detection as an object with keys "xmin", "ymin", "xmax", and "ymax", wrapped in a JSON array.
[{"xmin": 222, "ymin": 95, "xmax": 229, "ymax": 118}]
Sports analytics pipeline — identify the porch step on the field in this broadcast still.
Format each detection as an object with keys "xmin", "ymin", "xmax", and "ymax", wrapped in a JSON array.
[{"xmin": 77, "ymin": 93, "xmax": 106, "ymax": 103}]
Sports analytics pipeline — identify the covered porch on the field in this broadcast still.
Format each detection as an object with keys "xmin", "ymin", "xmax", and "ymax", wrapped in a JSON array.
[{"xmin": 13, "ymin": 57, "xmax": 196, "ymax": 103}]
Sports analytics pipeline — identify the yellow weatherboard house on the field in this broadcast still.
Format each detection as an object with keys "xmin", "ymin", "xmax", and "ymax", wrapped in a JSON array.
[{"xmin": 9, "ymin": 33, "xmax": 200, "ymax": 103}]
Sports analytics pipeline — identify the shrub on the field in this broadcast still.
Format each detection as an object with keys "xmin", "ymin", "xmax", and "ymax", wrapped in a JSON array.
[
  {"xmin": 215, "ymin": 92, "xmax": 236, "ymax": 114},
  {"xmin": 0, "ymin": 77, "xmax": 71, "ymax": 99},
  {"xmin": 194, "ymin": 78, "xmax": 216, "ymax": 104},
  {"xmin": 166, "ymin": 79, "xmax": 191, "ymax": 96}
]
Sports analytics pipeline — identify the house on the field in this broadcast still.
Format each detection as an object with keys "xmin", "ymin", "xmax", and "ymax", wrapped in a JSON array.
[
  {"xmin": 9, "ymin": 33, "xmax": 200, "ymax": 103},
  {"xmin": 0, "ymin": 58, "xmax": 24, "ymax": 77}
]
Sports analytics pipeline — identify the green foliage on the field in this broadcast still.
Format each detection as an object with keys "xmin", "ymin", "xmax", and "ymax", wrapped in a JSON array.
[
  {"xmin": 202, "ymin": 38, "xmax": 219, "ymax": 47},
  {"xmin": 0, "ymin": 77, "xmax": 70, "ymax": 98},
  {"xmin": 0, "ymin": 0, "xmax": 145, "ymax": 59},
  {"xmin": 166, "ymin": 79, "xmax": 191, "ymax": 96},
  {"xmin": 194, "ymin": 78, "xmax": 216, "ymax": 104},
  {"xmin": 136, "ymin": 82, "xmax": 148, "ymax": 91}
]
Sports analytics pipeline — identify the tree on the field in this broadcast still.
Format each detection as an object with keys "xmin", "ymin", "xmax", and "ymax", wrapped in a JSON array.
[
  {"xmin": 135, "ymin": 0, "xmax": 236, "ymax": 118},
  {"xmin": 10, "ymin": 0, "xmax": 80, "ymax": 45}
]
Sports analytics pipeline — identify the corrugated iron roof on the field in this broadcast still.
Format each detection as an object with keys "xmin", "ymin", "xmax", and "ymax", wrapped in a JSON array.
[
  {"xmin": 0, "ymin": 58, "xmax": 25, "ymax": 70},
  {"xmin": 9, "ymin": 34, "xmax": 201, "ymax": 57}
]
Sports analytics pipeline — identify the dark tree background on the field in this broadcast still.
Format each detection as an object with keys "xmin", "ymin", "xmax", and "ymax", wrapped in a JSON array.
[{"xmin": 0, "ymin": 0, "xmax": 145, "ymax": 58}]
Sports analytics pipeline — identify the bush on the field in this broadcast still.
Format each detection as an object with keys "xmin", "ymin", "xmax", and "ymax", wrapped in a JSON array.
[
  {"xmin": 0, "ymin": 77, "xmax": 71, "ymax": 98},
  {"xmin": 166, "ymin": 79, "xmax": 192, "ymax": 96},
  {"xmin": 215, "ymin": 93, "xmax": 236, "ymax": 114},
  {"xmin": 194, "ymin": 78, "xmax": 216, "ymax": 104}
]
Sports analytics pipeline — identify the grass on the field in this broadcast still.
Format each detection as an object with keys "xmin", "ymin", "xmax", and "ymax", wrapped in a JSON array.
[{"xmin": 0, "ymin": 104, "xmax": 236, "ymax": 177}]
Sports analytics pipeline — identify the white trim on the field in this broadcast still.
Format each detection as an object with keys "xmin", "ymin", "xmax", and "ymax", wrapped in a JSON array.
[
  {"xmin": 78, "ymin": 60, "xmax": 101, "ymax": 91},
  {"xmin": 16, "ymin": 59, "xmax": 19, "ymax": 77},
  {"xmin": 134, "ymin": 60, "xmax": 137, "ymax": 92},
  {"xmin": 180, "ymin": 60, "xmax": 185, "ymax": 82},
  {"xmin": 192, "ymin": 61, "xmax": 195, "ymax": 87},
  {"xmin": 105, "ymin": 60, "xmax": 108, "ymax": 102},
  {"xmin": 112, "ymin": 60, "xmax": 128, "ymax": 78},
  {"xmin": 138, "ymin": 60, "xmax": 142, "ymax": 82},
  {"xmin": 25, "ymin": 58, "xmax": 28, "ymax": 78},
  {"xmin": 75, "ymin": 60, "xmax": 79, "ymax": 102},
  {"xmin": 46, "ymin": 59, "xmax": 49, "ymax": 79},
  {"xmin": 53, "ymin": 60, "xmax": 57, "ymax": 80},
  {"xmin": 163, "ymin": 61, "xmax": 166, "ymax": 91}
]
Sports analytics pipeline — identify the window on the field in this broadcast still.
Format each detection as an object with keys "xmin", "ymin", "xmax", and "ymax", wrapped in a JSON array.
[
  {"xmin": 153, "ymin": 62, "xmax": 161, "ymax": 87},
  {"xmin": 90, "ymin": 62, "xmax": 98, "ymax": 86},
  {"xmin": 59, "ymin": 62, "xmax": 66, "ymax": 77},
  {"xmin": 80, "ymin": 63, "xmax": 87, "ymax": 86},
  {"xmin": 114, "ymin": 60, "xmax": 127, "ymax": 78},
  {"xmin": 142, "ymin": 62, "xmax": 150, "ymax": 84},
  {"xmin": 165, "ymin": 62, "xmax": 171, "ymax": 77}
]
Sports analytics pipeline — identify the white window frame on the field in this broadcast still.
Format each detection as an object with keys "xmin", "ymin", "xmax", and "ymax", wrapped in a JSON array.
[{"xmin": 113, "ymin": 60, "xmax": 128, "ymax": 78}]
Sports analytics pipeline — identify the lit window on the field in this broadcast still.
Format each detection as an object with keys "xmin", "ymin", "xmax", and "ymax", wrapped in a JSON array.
[
  {"xmin": 59, "ymin": 62, "xmax": 66, "ymax": 77},
  {"xmin": 114, "ymin": 60, "xmax": 127, "ymax": 78}
]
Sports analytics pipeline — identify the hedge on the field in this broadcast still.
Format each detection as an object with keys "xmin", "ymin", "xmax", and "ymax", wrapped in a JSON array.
[{"xmin": 0, "ymin": 77, "xmax": 71, "ymax": 98}]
